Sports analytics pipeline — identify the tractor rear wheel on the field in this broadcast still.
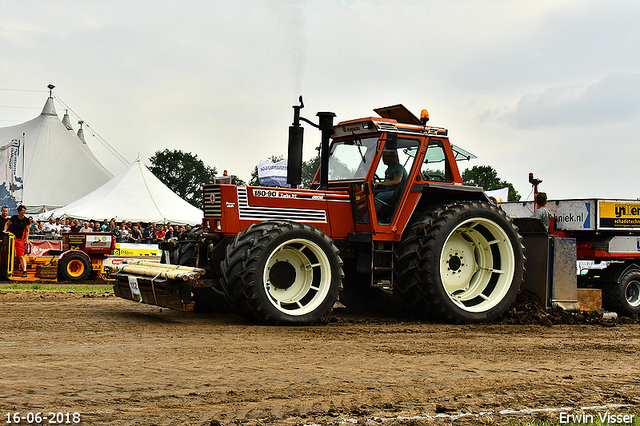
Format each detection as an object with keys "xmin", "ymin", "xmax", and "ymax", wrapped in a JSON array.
[
  {"xmin": 394, "ymin": 201, "xmax": 524, "ymax": 323},
  {"xmin": 221, "ymin": 221, "xmax": 343, "ymax": 325}
]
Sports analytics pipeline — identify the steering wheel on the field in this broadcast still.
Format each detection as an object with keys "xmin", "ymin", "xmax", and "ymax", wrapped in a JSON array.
[{"xmin": 373, "ymin": 173, "xmax": 383, "ymax": 183}]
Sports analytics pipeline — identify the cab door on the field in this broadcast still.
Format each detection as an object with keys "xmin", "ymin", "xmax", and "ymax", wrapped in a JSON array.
[{"xmin": 370, "ymin": 135, "xmax": 422, "ymax": 228}]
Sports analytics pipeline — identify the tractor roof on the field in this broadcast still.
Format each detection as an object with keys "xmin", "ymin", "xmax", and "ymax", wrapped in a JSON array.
[{"xmin": 333, "ymin": 103, "xmax": 448, "ymax": 139}]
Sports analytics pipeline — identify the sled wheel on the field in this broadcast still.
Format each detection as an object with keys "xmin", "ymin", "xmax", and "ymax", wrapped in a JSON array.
[
  {"xmin": 58, "ymin": 253, "xmax": 91, "ymax": 281},
  {"xmin": 221, "ymin": 221, "xmax": 343, "ymax": 325},
  {"xmin": 603, "ymin": 269, "xmax": 640, "ymax": 316},
  {"xmin": 394, "ymin": 201, "xmax": 524, "ymax": 323}
]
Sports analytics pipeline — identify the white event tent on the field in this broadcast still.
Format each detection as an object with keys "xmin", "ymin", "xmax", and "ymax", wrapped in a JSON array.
[
  {"xmin": 41, "ymin": 159, "xmax": 203, "ymax": 225},
  {"xmin": 0, "ymin": 96, "xmax": 113, "ymax": 213}
]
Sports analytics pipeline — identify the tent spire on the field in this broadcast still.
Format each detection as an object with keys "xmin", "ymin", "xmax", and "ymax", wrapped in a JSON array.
[
  {"xmin": 77, "ymin": 120, "xmax": 86, "ymax": 143},
  {"xmin": 62, "ymin": 109, "xmax": 73, "ymax": 130},
  {"xmin": 41, "ymin": 84, "xmax": 57, "ymax": 116}
]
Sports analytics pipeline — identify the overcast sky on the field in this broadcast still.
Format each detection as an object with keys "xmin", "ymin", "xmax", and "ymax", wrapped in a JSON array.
[{"xmin": 1, "ymin": 0, "xmax": 639, "ymax": 201}]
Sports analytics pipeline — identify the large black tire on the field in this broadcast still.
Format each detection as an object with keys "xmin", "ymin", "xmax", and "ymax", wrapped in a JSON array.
[
  {"xmin": 220, "ymin": 221, "xmax": 344, "ymax": 325},
  {"xmin": 164, "ymin": 226, "xmax": 229, "ymax": 313},
  {"xmin": 602, "ymin": 269, "xmax": 640, "ymax": 316},
  {"xmin": 394, "ymin": 201, "xmax": 524, "ymax": 324},
  {"xmin": 58, "ymin": 252, "xmax": 92, "ymax": 281}
]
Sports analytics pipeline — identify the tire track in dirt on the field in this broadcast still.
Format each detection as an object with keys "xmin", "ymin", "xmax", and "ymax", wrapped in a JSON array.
[{"xmin": 0, "ymin": 292, "xmax": 638, "ymax": 425}]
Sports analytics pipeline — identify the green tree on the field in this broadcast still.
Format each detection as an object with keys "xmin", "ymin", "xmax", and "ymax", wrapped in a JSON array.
[
  {"xmin": 462, "ymin": 165, "xmax": 520, "ymax": 201},
  {"xmin": 301, "ymin": 155, "xmax": 321, "ymax": 188},
  {"xmin": 148, "ymin": 149, "xmax": 217, "ymax": 208}
]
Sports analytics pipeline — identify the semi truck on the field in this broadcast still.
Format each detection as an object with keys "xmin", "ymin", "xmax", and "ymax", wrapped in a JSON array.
[
  {"xmin": 111, "ymin": 98, "xmax": 526, "ymax": 325},
  {"xmin": 501, "ymin": 199, "xmax": 640, "ymax": 316}
]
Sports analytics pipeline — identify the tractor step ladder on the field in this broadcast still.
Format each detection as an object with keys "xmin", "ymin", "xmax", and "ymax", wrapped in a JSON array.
[{"xmin": 371, "ymin": 241, "xmax": 394, "ymax": 288}]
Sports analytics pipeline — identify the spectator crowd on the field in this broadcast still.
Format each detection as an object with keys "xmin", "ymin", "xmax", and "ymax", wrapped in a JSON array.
[{"xmin": 27, "ymin": 216, "xmax": 193, "ymax": 243}]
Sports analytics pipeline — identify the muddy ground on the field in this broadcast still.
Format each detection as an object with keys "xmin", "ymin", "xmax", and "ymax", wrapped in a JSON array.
[{"xmin": 0, "ymin": 290, "xmax": 639, "ymax": 426}]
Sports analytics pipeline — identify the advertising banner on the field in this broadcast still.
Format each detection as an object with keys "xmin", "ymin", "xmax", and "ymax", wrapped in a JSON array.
[
  {"xmin": 599, "ymin": 200, "xmax": 640, "ymax": 230},
  {"xmin": 0, "ymin": 137, "xmax": 23, "ymax": 214},
  {"xmin": 29, "ymin": 240, "xmax": 63, "ymax": 256},
  {"xmin": 257, "ymin": 159, "xmax": 290, "ymax": 187},
  {"xmin": 500, "ymin": 200, "xmax": 594, "ymax": 231},
  {"xmin": 112, "ymin": 243, "xmax": 160, "ymax": 257}
]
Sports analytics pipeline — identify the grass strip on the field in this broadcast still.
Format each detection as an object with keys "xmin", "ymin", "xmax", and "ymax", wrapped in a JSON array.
[{"xmin": 0, "ymin": 283, "xmax": 113, "ymax": 293}]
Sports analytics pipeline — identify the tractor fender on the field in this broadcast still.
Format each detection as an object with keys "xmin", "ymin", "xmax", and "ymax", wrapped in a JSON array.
[
  {"xmin": 414, "ymin": 182, "xmax": 489, "ymax": 204},
  {"xmin": 58, "ymin": 249, "xmax": 92, "ymax": 264}
]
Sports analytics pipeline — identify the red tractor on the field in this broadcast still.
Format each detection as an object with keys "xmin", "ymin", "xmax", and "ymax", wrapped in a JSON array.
[{"xmin": 112, "ymin": 98, "xmax": 524, "ymax": 325}]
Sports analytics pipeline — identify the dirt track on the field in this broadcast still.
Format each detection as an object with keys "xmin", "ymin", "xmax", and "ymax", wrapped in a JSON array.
[{"xmin": 1, "ymin": 291, "xmax": 639, "ymax": 426}]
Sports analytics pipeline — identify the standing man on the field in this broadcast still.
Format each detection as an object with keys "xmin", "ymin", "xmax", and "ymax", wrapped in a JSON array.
[
  {"xmin": 0, "ymin": 205, "xmax": 10, "ymax": 232},
  {"xmin": 154, "ymin": 224, "xmax": 166, "ymax": 243},
  {"xmin": 3, "ymin": 205, "xmax": 31, "ymax": 277},
  {"xmin": 42, "ymin": 217, "xmax": 56, "ymax": 238},
  {"xmin": 70, "ymin": 219, "xmax": 81, "ymax": 233},
  {"xmin": 533, "ymin": 192, "xmax": 552, "ymax": 231}
]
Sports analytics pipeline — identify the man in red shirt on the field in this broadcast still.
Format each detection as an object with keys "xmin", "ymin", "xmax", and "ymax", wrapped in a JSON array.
[
  {"xmin": 3, "ymin": 205, "xmax": 31, "ymax": 277},
  {"xmin": 154, "ymin": 224, "xmax": 166, "ymax": 243}
]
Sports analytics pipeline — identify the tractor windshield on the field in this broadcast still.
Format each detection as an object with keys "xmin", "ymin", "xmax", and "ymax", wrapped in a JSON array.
[{"xmin": 327, "ymin": 136, "xmax": 379, "ymax": 181}]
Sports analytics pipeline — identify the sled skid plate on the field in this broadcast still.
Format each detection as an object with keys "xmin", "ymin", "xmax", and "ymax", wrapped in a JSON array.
[{"xmin": 112, "ymin": 273, "xmax": 195, "ymax": 311}]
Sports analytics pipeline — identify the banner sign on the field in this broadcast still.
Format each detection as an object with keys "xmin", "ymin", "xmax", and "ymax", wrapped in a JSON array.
[
  {"xmin": 113, "ymin": 243, "xmax": 160, "ymax": 256},
  {"xmin": 0, "ymin": 137, "xmax": 24, "ymax": 214},
  {"xmin": 29, "ymin": 240, "xmax": 63, "ymax": 256},
  {"xmin": 257, "ymin": 159, "xmax": 290, "ymax": 187},
  {"xmin": 599, "ymin": 201, "xmax": 640, "ymax": 229}
]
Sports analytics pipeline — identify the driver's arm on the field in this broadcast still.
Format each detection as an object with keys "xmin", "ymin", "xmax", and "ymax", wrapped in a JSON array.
[{"xmin": 376, "ymin": 175, "xmax": 402, "ymax": 189}]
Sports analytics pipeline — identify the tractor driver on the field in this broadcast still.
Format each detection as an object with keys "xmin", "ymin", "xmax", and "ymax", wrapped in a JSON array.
[{"xmin": 374, "ymin": 149, "xmax": 408, "ymax": 213}]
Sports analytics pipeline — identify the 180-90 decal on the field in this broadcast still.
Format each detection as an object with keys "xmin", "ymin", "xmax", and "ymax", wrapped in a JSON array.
[{"xmin": 252, "ymin": 189, "xmax": 323, "ymax": 200}]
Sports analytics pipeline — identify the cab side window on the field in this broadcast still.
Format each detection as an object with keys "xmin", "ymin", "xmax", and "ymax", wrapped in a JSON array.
[{"xmin": 421, "ymin": 140, "xmax": 452, "ymax": 182}]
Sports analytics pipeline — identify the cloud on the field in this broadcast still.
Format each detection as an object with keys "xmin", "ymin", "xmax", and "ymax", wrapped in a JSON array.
[{"xmin": 492, "ymin": 72, "xmax": 640, "ymax": 129}]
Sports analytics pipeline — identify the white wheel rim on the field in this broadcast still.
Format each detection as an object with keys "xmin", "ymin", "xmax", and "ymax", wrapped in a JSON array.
[
  {"xmin": 263, "ymin": 238, "xmax": 332, "ymax": 316},
  {"xmin": 626, "ymin": 279, "xmax": 640, "ymax": 307},
  {"xmin": 440, "ymin": 217, "xmax": 516, "ymax": 313}
]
